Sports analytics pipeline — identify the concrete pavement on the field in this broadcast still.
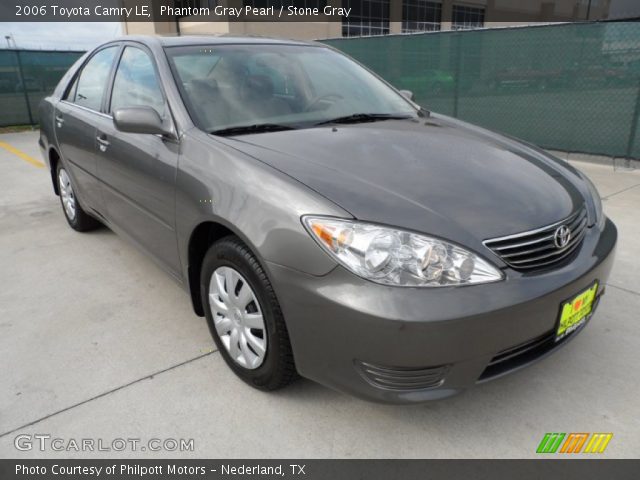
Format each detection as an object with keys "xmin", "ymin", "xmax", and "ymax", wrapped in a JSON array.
[{"xmin": 1, "ymin": 131, "xmax": 639, "ymax": 458}]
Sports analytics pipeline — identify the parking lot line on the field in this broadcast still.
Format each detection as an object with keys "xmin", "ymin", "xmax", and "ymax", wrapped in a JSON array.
[
  {"xmin": 0, "ymin": 350, "xmax": 216, "ymax": 439},
  {"xmin": 0, "ymin": 141, "xmax": 45, "ymax": 169}
]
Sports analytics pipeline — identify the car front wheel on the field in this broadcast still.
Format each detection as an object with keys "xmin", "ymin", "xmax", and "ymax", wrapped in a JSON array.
[{"xmin": 200, "ymin": 236, "xmax": 297, "ymax": 391}]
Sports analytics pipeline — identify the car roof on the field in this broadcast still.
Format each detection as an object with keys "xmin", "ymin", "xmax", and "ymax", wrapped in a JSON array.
[{"xmin": 113, "ymin": 34, "xmax": 319, "ymax": 48}]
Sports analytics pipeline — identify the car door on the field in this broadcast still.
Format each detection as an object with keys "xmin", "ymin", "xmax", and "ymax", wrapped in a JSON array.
[
  {"xmin": 94, "ymin": 44, "xmax": 181, "ymax": 277},
  {"xmin": 54, "ymin": 45, "xmax": 119, "ymax": 215}
]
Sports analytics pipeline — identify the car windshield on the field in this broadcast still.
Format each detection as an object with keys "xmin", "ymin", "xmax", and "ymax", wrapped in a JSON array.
[{"xmin": 165, "ymin": 44, "xmax": 420, "ymax": 134}]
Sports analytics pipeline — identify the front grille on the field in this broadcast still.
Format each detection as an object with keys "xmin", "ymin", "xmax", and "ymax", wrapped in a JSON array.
[
  {"xmin": 484, "ymin": 207, "xmax": 588, "ymax": 271},
  {"xmin": 355, "ymin": 360, "xmax": 449, "ymax": 391}
]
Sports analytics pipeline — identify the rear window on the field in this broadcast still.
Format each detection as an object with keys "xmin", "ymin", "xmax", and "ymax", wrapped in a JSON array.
[{"xmin": 68, "ymin": 46, "xmax": 118, "ymax": 111}]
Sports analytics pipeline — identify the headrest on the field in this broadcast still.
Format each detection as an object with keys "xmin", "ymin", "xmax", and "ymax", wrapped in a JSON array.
[
  {"xmin": 189, "ymin": 78, "xmax": 219, "ymax": 97},
  {"xmin": 243, "ymin": 75, "xmax": 274, "ymax": 99}
]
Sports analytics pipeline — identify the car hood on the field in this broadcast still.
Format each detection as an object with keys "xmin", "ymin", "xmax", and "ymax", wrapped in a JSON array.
[{"xmin": 220, "ymin": 114, "xmax": 587, "ymax": 255}]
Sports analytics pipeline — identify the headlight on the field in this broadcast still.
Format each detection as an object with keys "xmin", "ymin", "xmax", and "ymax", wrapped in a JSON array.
[
  {"xmin": 302, "ymin": 216, "xmax": 503, "ymax": 287},
  {"xmin": 580, "ymin": 173, "xmax": 604, "ymax": 228}
]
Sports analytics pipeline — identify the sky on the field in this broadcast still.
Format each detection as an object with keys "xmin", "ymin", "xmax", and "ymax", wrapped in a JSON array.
[{"xmin": 0, "ymin": 22, "xmax": 122, "ymax": 51}]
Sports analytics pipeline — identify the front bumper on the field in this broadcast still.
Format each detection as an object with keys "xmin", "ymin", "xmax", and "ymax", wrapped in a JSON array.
[{"xmin": 268, "ymin": 218, "xmax": 617, "ymax": 404}]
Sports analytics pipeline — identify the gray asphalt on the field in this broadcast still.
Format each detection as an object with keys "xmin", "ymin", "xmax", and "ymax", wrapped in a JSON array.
[{"xmin": 0, "ymin": 131, "xmax": 639, "ymax": 458}]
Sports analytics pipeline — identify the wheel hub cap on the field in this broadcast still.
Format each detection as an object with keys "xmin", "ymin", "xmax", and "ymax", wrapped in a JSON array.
[
  {"xmin": 58, "ymin": 169, "xmax": 76, "ymax": 221},
  {"xmin": 208, "ymin": 266, "xmax": 267, "ymax": 369}
]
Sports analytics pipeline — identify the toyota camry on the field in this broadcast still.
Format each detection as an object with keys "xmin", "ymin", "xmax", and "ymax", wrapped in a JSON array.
[{"xmin": 38, "ymin": 36, "xmax": 617, "ymax": 403}]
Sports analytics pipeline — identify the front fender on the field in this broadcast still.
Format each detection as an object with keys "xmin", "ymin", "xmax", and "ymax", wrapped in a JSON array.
[{"xmin": 175, "ymin": 130, "xmax": 350, "ymax": 283}]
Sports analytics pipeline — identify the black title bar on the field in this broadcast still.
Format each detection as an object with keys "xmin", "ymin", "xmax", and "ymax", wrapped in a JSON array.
[
  {"xmin": 1, "ymin": 0, "xmax": 636, "ymax": 23},
  {"xmin": 1, "ymin": 460, "xmax": 639, "ymax": 480}
]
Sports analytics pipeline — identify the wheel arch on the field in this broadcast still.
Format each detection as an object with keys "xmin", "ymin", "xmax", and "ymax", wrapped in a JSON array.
[
  {"xmin": 186, "ymin": 219, "xmax": 268, "ymax": 317},
  {"xmin": 48, "ymin": 147, "xmax": 61, "ymax": 195}
]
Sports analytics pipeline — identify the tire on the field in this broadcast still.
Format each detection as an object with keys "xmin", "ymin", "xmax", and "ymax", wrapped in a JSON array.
[
  {"xmin": 56, "ymin": 162, "xmax": 100, "ymax": 232},
  {"xmin": 200, "ymin": 235, "xmax": 297, "ymax": 391}
]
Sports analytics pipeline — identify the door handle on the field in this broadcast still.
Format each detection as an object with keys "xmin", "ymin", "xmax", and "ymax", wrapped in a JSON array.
[
  {"xmin": 55, "ymin": 114, "xmax": 64, "ymax": 128},
  {"xmin": 96, "ymin": 134, "xmax": 110, "ymax": 152}
]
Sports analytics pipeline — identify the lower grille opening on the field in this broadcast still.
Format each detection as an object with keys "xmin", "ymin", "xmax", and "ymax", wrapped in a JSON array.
[
  {"xmin": 479, "ymin": 331, "xmax": 557, "ymax": 381},
  {"xmin": 356, "ymin": 360, "xmax": 449, "ymax": 391},
  {"xmin": 479, "ymin": 296, "xmax": 601, "ymax": 381}
]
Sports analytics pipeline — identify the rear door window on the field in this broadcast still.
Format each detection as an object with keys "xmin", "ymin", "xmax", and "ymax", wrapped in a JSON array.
[{"xmin": 71, "ymin": 46, "xmax": 118, "ymax": 111}]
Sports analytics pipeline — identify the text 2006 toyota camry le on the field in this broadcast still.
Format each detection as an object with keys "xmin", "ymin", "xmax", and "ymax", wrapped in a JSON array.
[{"xmin": 39, "ymin": 36, "xmax": 616, "ymax": 403}]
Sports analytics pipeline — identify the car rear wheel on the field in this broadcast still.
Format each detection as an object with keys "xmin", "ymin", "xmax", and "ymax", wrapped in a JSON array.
[
  {"xmin": 201, "ymin": 236, "xmax": 297, "ymax": 390},
  {"xmin": 56, "ymin": 163, "xmax": 100, "ymax": 232}
]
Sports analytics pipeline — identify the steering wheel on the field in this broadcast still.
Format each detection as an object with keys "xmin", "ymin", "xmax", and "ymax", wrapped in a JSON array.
[{"xmin": 305, "ymin": 93, "xmax": 343, "ymax": 112}]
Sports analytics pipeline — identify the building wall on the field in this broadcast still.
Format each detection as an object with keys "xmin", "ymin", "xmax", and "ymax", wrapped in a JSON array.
[
  {"xmin": 229, "ymin": 22, "xmax": 341, "ymax": 39},
  {"xmin": 123, "ymin": 21, "xmax": 183, "ymax": 35},
  {"xmin": 172, "ymin": 20, "xmax": 341, "ymax": 40}
]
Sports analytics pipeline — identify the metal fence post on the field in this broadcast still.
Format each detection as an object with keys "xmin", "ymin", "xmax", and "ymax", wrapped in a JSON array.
[
  {"xmin": 14, "ymin": 49, "xmax": 34, "ymax": 126},
  {"xmin": 453, "ymin": 32, "xmax": 461, "ymax": 118},
  {"xmin": 625, "ymin": 78, "xmax": 640, "ymax": 160}
]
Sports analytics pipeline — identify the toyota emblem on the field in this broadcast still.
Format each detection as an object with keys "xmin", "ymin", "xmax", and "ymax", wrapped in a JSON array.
[{"xmin": 554, "ymin": 225, "xmax": 571, "ymax": 249}]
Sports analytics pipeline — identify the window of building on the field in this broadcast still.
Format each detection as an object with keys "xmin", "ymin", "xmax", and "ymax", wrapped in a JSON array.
[
  {"xmin": 451, "ymin": 4, "xmax": 485, "ymax": 30},
  {"xmin": 110, "ymin": 47, "xmax": 165, "ymax": 116},
  {"xmin": 342, "ymin": 0, "xmax": 390, "ymax": 37},
  {"xmin": 70, "ymin": 46, "xmax": 118, "ymax": 111},
  {"xmin": 402, "ymin": 0, "xmax": 442, "ymax": 33}
]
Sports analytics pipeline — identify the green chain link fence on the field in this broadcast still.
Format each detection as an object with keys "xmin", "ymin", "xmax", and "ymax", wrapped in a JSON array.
[
  {"xmin": 2, "ymin": 23, "xmax": 640, "ymax": 158},
  {"xmin": 323, "ymin": 21, "xmax": 640, "ymax": 159},
  {"xmin": 0, "ymin": 49, "xmax": 84, "ymax": 127}
]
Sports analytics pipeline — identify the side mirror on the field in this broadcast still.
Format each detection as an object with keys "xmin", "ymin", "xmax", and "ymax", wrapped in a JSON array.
[
  {"xmin": 113, "ymin": 106, "xmax": 173, "ymax": 136},
  {"xmin": 399, "ymin": 89, "xmax": 414, "ymax": 101}
]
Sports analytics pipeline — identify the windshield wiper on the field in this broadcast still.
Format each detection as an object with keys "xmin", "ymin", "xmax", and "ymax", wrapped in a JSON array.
[
  {"xmin": 210, "ymin": 124, "xmax": 297, "ymax": 136},
  {"xmin": 314, "ymin": 113, "xmax": 415, "ymax": 126}
]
